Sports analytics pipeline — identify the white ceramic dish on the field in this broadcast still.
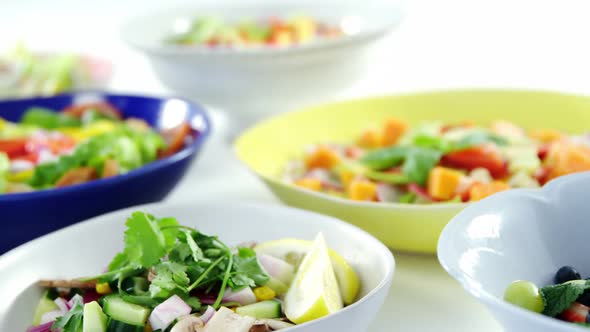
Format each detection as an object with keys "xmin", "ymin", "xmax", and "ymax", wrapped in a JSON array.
[
  {"xmin": 120, "ymin": 0, "xmax": 404, "ymax": 114},
  {"xmin": 438, "ymin": 172, "xmax": 590, "ymax": 332},
  {"xmin": 0, "ymin": 202, "xmax": 395, "ymax": 332}
]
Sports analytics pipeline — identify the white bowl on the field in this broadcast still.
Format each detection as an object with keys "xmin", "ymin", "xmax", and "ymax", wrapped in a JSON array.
[
  {"xmin": 0, "ymin": 202, "xmax": 395, "ymax": 332},
  {"xmin": 438, "ymin": 172, "xmax": 590, "ymax": 332},
  {"xmin": 120, "ymin": 0, "xmax": 404, "ymax": 114}
]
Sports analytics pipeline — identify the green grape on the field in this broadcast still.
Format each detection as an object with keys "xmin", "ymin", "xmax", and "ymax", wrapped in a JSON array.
[{"xmin": 504, "ymin": 280, "xmax": 545, "ymax": 313}]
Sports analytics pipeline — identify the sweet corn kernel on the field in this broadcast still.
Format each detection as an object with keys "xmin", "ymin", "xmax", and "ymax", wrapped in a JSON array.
[
  {"xmin": 294, "ymin": 178, "xmax": 322, "ymax": 191},
  {"xmin": 96, "ymin": 282, "xmax": 112, "ymax": 295},
  {"xmin": 254, "ymin": 286, "xmax": 276, "ymax": 301}
]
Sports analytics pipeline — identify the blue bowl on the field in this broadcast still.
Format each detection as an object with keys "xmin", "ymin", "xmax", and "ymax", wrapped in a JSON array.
[{"xmin": 0, "ymin": 92, "xmax": 211, "ymax": 253}]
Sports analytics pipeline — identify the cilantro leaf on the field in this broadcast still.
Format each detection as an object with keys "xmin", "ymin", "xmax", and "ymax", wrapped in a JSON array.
[
  {"xmin": 157, "ymin": 217, "xmax": 180, "ymax": 251},
  {"xmin": 51, "ymin": 295, "xmax": 84, "ymax": 332},
  {"xmin": 230, "ymin": 248, "xmax": 270, "ymax": 289},
  {"xmin": 169, "ymin": 242, "xmax": 193, "ymax": 263},
  {"xmin": 124, "ymin": 212, "xmax": 168, "ymax": 268},
  {"xmin": 540, "ymin": 280, "xmax": 590, "ymax": 317},
  {"xmin": 149, "ymin": 261, "xmax": 190, "ymax": 299}
]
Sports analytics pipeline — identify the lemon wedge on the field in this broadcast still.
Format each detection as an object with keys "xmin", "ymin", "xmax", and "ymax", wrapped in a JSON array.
[
  {"xmin": 283, "ymin": 233, "xmax": 343, "ymax": 324},
  {"xmin": 254, "ymin": 238, "xmax": 360, "ymax": 305}
]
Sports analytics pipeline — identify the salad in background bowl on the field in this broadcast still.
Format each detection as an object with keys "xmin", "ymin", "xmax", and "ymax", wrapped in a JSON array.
[
  {"xmin": 0, "ymin": 44, "xmax": 112, "ymax": 99},
  {"xmin": 121, "ymin": 0, "xmax": 403, "ymax": 115},
  {"xmin": 0, "ymin": 92, "xmax": 211, "ymax": 253},
  {"xmin": 235, "ymin": 89, "xmax": 590, "ymax": 253},
  {"xmin": 0, "ymin": 202, "xmax": 394, "ymax": 332}
]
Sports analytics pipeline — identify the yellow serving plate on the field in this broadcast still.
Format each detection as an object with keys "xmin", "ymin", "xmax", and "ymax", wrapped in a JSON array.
[{"xmin": 234, "ymin": 89, "xmax": 590, "ymax": 253}]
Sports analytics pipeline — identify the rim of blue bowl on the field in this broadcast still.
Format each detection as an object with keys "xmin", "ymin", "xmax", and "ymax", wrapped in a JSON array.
[{"xmin": 0, "ymin": 91, "xmax": 212, "ymax": 202}]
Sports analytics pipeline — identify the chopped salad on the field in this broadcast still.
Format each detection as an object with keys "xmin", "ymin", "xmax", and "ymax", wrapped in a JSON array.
[
  {"xmin": 0, "ymin": 44, "xmax": 109, "ymax": 98},
  {"xmin": 0, "ymin": 104, "xmax": 192, "ymax": 195},
  {"xmin": 28, "ymin": 211, "xmax": 359, "ymax": 332},
  {"xmin": 504, "ymin": 266, "xmax": 590, "ymax": 327},
  {"xmin": 285, "ymin": 119, "xmax": 590, "ymax": 204},
  {"xmin": 167, "ymin": 15, "xmax": 343, "ymax": 48}
]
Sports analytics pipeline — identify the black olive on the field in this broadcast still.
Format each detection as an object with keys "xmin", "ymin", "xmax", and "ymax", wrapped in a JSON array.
[{"xmin": 555, "ymin": 266, "xmax": 581, "ymax": 284}]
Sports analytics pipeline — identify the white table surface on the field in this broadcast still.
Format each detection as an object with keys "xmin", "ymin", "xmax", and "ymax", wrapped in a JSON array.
[{"xmin": 3, "ymin": 0, "xmax": 590, "ymax": 330}]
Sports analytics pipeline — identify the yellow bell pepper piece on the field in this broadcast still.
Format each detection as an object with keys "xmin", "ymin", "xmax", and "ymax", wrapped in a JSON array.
[
  {"xmin": 6, "ymin": 169, "xmax": 34, "ymax": 182},
  {"xmin": 347, "ymin": 180, "xmax": 377, "ymax": 201},
  {"xmin": 427, "ymin": 166, "xmax": 464, "ymax": 200},
  {"xmin": 294, "ymin": 178, "xmax": 322, "ymax": 191},
  {"xmin": 61, "ymin": 120, "xmax": 116, "ymax": 142},
  {"xmin": 0, "ymin": 118, "xmax": 6, "ymax": 131},
  {"xmin": 339, "ymin": 169, "xmax": 356, "ymax": 189},
  {"xmin": 253, "ymin": 286, "xmax": 276, "ymax": 301},
  {"xmin": 95, "ymin": 282, "xmax": 112, "ymax": 295}
]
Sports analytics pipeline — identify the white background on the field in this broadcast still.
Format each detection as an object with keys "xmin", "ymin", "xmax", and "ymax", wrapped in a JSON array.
[{"xmin": 3, "ymin": 0, "xmax": 590, "ymax": 330}]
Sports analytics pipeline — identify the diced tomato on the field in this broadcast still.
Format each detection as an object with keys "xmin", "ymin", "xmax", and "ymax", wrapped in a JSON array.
[
  {"xmin": 560, "ymin": 302, "xmax": 589, "ymax": 323},
  {"xmin": 441, "ymin": 144, "xmax": 508, "ymax": 178},
  {"xmin": 345, "ymin": 146, "xmax": 364, "ymax": 159},
  {"xmin": 534, "ymin": 167, "xmax": 552, "ymax": 186},
  {"xmin": 538, "ymin": 143, "xmax": 551, "ymax": 161},
  {"xmin": 61, "ymin": 102, "xmax": 122, "ymax": 120},
  {"xmin": 0, "ymin": 138, "xmax": 28, "ymax": 159},
  {"xmin": 158, "ymin": 122, "xmax": 192, "ymax": 158}
]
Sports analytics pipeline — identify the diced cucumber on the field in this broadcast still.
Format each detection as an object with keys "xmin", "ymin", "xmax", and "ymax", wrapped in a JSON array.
[
  {"xmin": 83, "ymin": 301, "xmax": 107, "ymax": 332},
  {"xmin": 32, "ymin": 292, "xmax": 59, "ymax": 325},
  {"xmin": 102, "ymin": 295, "xmax": 150, "ymax": 326},
  {"xmin": 235, "ymin": 300, "xmax": 281, "ymax": 319},
  {"xmin": 106, "ymin": 318, "xmax": 144, "ymax": 332},
  {"xmin": 265, "ymin": 278, "xmax": 289, "ymax": 296}
]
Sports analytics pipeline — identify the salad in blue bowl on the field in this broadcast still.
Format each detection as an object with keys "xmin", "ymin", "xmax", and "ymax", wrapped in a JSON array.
[{"xmin": 0, "ymin": 92, "xmax": 211, "ymax": 253}]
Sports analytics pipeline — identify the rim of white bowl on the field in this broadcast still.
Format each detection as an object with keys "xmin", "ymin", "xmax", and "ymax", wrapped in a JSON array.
[
  {"xmin": 437, "ymin": 172, "xmax": 590, "ymax": 332},
  {"xmin": 120, "ymin": 1, "xmax": 405, "ymax": 57},
  {"xmin": 0, "ymin": 201, "xmax": 395, "ymax": 331}
]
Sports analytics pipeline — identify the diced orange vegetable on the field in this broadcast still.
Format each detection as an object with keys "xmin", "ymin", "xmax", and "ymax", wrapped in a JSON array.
[
  {"xmin": 55, "ymin": 167, "xmax": 97, "ymax": 187},
  {"xmin": 347, "ymin": 180, "xmax": 377, "ymax": 201},
  {"xmin": 381, "ymin": 119, "xmax": 408, "ymax": 146},
  {"xmin": 96, "ymin": 282, "xmax": 112, "ymax": 295},
  {"xmin": 357, "ymin": 129, "xmax": 381, "ymax": 149},
  {"xmin": 254, "ymin": 286, "xmax": 276, "ymax": 301},
  {"xmin": 427, "ymin": 167, "xmax": 464, "ymax": 200},
  {"xmin": 469, "ymin": 181, "xmax": 510, "ymax": 201},
  {"xmin": 304, "ymin": 145, "xmax": 340, "ymax": 170},
  {"xmin": 102, "ymin": 159, "xmax": 119, "ymax": 178},
  {"xmin": 339, "ymin": 169, "xmax": 356, "ymax": 189},
  {"xmin": 295, "ymin": 178, "xmax": 322, "ymax": 191},
  {"xmin": 528, "ymin": 129, "xmax": 563, "ymax": 143},
  {"xmin": 546, "ymin": 142, "xmax": 590, "ymax": 180}
]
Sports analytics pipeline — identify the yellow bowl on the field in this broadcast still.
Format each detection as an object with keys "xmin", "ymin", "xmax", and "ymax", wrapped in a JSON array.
[{"xmin": 234, "ymin": 89, "xmax": 590, "ymax": 253}]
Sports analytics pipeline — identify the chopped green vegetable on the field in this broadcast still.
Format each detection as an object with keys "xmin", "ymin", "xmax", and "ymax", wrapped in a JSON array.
[
  {"xmin": 52, "ymin": 295, "xmax": 84, "ymax": 332},
  {"xmin": 540, "ymin": 280, "xmax": 590, "ymax": 317},
  {"xmin": 230, "ymin": 247, "xmax": 271, "ymax": 288},
  {"xmin": 361, "ymin": 146, "xmax": 408, "ymax": 170},
  {"xmin": 398, "ymin": 192, "xmax": 416, "ymax": 203},
  {"xmin": 21, "ymin": 108, "xmax": 81, "ymax": 129},
  {"xmin": 402, "ymin": 148, "xmax": 442, "ymax": 186}
]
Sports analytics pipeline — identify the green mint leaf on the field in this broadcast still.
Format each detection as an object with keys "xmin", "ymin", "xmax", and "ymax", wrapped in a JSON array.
[
  {"xmin": 540, "ymin": 280, "xmax": 590, "ymax": 317},
  {"xmin": 360, "ymin": 146, "xmax": 408, "ymax": 170},
  {"xmin": 149, "ymin": 261, "xmax": 190, "ymax": 299},
  {"xmin": 51, "ymin": 295, "xmax": 84, "ymax": 332},
  {"xmin": 402, "ymin": 148, "xmax": 442, "ymax": 186},
  {"xmin": 230, "ymin": 247, "xmax": 270, "ymax": 289},
  {"xmin": 124, "ymin": 212, "xmax": 168, "ymax": 268},
  {"xmin": 412, "ymin": 134, "xmax": 454, "ymax": 153}
]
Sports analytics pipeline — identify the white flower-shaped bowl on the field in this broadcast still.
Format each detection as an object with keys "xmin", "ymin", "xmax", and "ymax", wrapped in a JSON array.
[{"xmin": 438, "ymin": 172, "xmax": 590, "ymax": 332}]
